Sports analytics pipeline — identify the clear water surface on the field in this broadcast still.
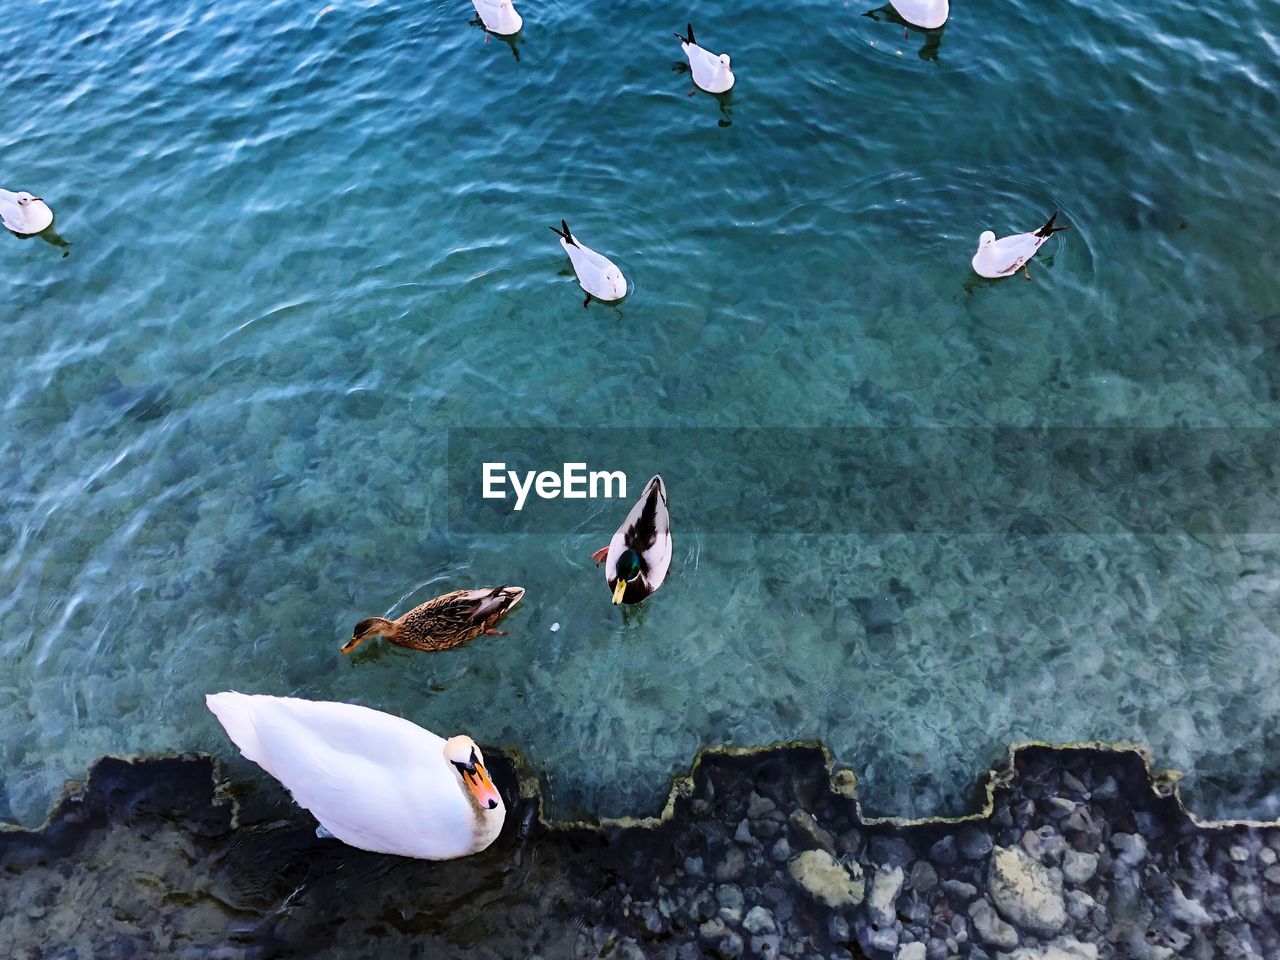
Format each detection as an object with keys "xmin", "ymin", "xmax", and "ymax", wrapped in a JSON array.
[{"xmin": 2, "ymin": 0, "xmax": 1279, "ymax": 825}]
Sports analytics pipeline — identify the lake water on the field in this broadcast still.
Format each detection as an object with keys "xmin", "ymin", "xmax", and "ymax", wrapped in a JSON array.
[{"xmin": 3, "ymin": 0, "xmax": 1279, "ymax": 827}]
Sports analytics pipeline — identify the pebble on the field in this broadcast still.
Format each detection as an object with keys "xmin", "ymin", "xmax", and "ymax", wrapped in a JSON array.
[
  {"xmin": 743, "ymin": 906, "xmax": 776, "ymax": 935},
  {"xmin": 770, "ymin": 838, "xmax": 791, "ymax": 863},
  {"xmin": 898, "ymin": 943, "xmax": 926, "ymax": 960},
  {"xmin": 788, "ymin": 810, "xmax": 836, "ymax": 853},
  {"xmin": 1111, "ymin": 833, "xmax": 1148, "ymax": 867},
  {"xmin": 747, "ymin": 793, "xmax": 777, "ymax": 819},
  {"xmin": 942, "ymin": 879, "xmax": 977, "ymax": 901},
  {"xmin": 929, "ymin": 835, "xmax": 958, "ymax": 866},
  {"xmin": 828, "ymin": 914, "xmax": 852, "ymax": 945},
  {"xmin": 1062, "ymin": 851, "xmax": 1099, "ymax": 885},
  {"xmin": 717, "ymin": 885, "xmax": 744, "ymax": 912},
  {"xmin": 714, "ymin": 847, "xmax": 746, "ymax": 882},
  {"xmin": 549, "ymin": 622, "xmax": 560, "ymax": 632},
  {"xmin": 958, "ymin": 826, "xmax": 994, "ymax": 860},
  {"xmin": 909, "ymin": 860, "xmax": 938, "ymax": 894},
  {"xmin": 988, "ymin": 846, "xmax": 1067, "ymax": 936},
  {"xmin": 788, "ymin": 850, "xmax": 865, "ymax": 908},
  {"xmin": 969, "ymin": 899, "xmax": 1019, "ymax": 950}
]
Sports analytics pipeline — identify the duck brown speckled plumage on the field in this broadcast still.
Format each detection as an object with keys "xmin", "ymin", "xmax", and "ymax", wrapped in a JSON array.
[{"xmin": 342, "ymin": 586, "xmax": 525, "ymax": 654}]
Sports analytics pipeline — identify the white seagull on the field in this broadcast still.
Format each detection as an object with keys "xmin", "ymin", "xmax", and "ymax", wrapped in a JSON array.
[
  {"xmin": 0, "ymin": 190, "xmax": 54, "ymax": 236},
  {"xmin": 889, "ymin": 0, "xmax": 948, "ymax": 30},
  {"xmin": 550, "ymin": 220, "xmax": 628, "ymax": 307},
  {"xmin": 972, "ymin": 211, "xmax": 1070, "ymax": 280},
  {"xmin": 470, "ymin": 0, "xmax": 522, "ymax": 35},
  {"xmin": 206, "ymin": 692, "xmax": 505, "ymax": 860},
  {"xmin": 675, "ymin": 23, "xmax": 735, "ymax": 94}
]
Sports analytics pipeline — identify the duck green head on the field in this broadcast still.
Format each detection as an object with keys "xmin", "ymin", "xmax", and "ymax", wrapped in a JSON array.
[{"xmin": 612, "ymin": 548, "xmax": 642, "ymax": 604}]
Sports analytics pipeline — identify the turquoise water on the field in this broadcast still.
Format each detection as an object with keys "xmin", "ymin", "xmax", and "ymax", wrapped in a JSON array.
[{"xmin": 3, "ymin": 0, "xmax": 1279, "ymax": 827}]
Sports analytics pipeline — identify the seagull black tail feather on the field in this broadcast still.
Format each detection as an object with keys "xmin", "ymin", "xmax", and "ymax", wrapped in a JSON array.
[
  {"xmin": 675, "ymin": 23, "xmax": 695, "ymax": 45},
  {"xmin": 549, "ymin": 219, "xmax": 575, "ymax": 245},
  {"xmin": 1036, "ymin": 210, "xmax": 1071, "ymax": 238}
]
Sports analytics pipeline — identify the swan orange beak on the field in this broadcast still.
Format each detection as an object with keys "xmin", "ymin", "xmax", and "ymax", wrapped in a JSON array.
[{"xmin": 464, "ymin": 761, "xmax": 502, "ymax": 810}]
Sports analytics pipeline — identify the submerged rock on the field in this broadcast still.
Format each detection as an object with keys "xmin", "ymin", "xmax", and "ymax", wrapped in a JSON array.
[
  {"xmin": 989, "ymin": 846, "xmax": 1068, "ymax": 936},
  {"xmin": 3, "ymin": 743, "xmax": 1277, "ymax": 960},
  {"xmin": 788, "ymin": 849, "xmax": 865, "ymax": 908}
]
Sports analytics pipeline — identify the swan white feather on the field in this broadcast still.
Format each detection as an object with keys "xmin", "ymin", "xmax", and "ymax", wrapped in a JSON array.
[{"xmin": 206, "ymin": 692, "xmax": 504, "ymax": 860}]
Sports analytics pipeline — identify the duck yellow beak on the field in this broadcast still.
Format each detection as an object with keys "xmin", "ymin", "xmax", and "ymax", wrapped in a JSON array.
[
  {"xmin": 341, "ymin": 635, "xmax": 364, "ymax": 654},
  {"xmin": 465, "ymin": 762, "xmax": 502, "ymax": 810},
  {"xmin": 612, "ymin": 578, "xmax": 628, "ymax": 605}
]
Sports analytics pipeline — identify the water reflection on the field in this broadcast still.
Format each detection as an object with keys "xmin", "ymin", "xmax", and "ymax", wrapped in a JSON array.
[
  {"xmin": 863, "ymin": 4, "xmax": 946, "ymax": 62},
  {"xmin": 468, "ymin": 16, "xmax": 524, "ymax": 61}
]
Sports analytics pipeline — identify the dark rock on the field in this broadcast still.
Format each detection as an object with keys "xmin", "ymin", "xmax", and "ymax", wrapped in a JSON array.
[
  {"xmin": 969, "ymin": 899, "xmax": 1018, "ymax": 951},
  {"xmin": 869, "ymin": 835, "xmax": 913, "ymax": 868},
  {"xmin": 929, "ymin": 835, "xmax": 958, "ymax": 866},
  {"xmin": 942, "ymin": 879, "xmax": 978, "ymax": 902},
  {"xmin": 715, "ymin": 847, "xmax": 747, "ymax": 883},
  {"xmin": 787, "ymin": 809, "xmax": 836, "ymax": 854},
  {"xmin": 828, "ymin": 914, "xmax": 852, "ymax": 945},
  {"xmin": 958, "ymin": 826, "xmax": 994, "ymax": 861},
  {"xmin": 909, "ymin": 860, "xmax": 938, "ymax": 894},
  {"xmin": 717, "ymin": 885, "xmax": 745, "ymax": 912}
]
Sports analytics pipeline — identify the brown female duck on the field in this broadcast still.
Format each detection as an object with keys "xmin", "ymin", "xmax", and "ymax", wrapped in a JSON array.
[{"xmin": 342, "ymin": 586, "xmax": 525, "ymax": 654}]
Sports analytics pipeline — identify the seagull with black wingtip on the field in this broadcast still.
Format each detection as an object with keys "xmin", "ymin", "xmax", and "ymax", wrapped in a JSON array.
[
  {"xmin": 675, "ymin": 23, "xmax": 735, "ymax": 95},
  {"xmin": 972, "ymin": 210, "xmax": 1071, "ymax": 281},
  {"xmin": 550, "ymin": 219, "xmax": 628, "ymax": 308}
]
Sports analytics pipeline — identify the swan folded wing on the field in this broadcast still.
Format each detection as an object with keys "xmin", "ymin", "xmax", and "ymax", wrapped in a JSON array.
[
  {"xmin": 233, "ymin": 695, "xmax": 445, "ymax": 775},
  {"xmin": 250, "ymin": 701, "xmax": 471, "ymax": 857}
]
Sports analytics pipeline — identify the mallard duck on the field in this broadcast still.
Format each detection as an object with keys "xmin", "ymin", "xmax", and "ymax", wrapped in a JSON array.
[
  {"xmin": 342, "ymin": 585, "xmax": 525, "ymax": 654},
  {"xmin": 591, "ymin": 475, "xmax": 672, "ymax": 605},
  {"xmin": 206, "ymin": 692, "xmax": 504, "ymax": 860}
]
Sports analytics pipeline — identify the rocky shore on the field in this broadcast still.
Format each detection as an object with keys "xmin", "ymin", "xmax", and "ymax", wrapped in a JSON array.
[{"xmin": 2, "ymin": 743, "xmax": 1277, "ymax": 959}]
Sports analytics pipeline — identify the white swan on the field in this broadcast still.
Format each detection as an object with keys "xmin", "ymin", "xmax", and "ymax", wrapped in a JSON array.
[
  {"xmin": 972, "ymin": 211, "xmax": 1070, "ymax": 280},
  {"xmin": 206, "ymin": 692, "xmax": 505, "ymax": 860},
  {"xmin": 550, "ymin": 220, "xmax": 628, "ymax": 307},
  {"xmin": 470, "ymin": 0, "xmax": 522, "ymax": 36},
  {"xmin": 675, "ymin": 24, "xmax": 735, "ymax": 94},
  {"xmin": 889, "ymin": 0, "xmax": 949, "ymax": 30},
  {"xmin": 0, "ymin": 190, "xmax": 54, "ymax": 236},
  {"xmin": 591, "ymin": 475, "xmax": 673, "ymax": 605}
]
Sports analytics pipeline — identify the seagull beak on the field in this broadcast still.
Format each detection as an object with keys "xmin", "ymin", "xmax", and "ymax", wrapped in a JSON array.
[
  {"xmin": 612, "ymin": 578, "xmax": 628, "ymax": 605},
  {"xmin": 465, "ymin": 762, "xmax": 502, "ymax": 810}
]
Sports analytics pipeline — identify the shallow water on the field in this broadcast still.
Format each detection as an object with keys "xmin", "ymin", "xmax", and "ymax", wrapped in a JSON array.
[{"xmin": 2, "ymin": 0, "xmax": 1279, "ymax": 826}]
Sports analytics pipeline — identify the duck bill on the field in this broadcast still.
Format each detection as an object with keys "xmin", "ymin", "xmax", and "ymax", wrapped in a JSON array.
[
  {"xmin": 611, "ymin": 578, "xmax": 628, "ymax": 605},
  {"xmin": 466, "ymin": 762, "xmax": 502, "ymax": 810},
  {"xmin": 340, "ymin": 635, "xmax": 364, "ymax": 654}
]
